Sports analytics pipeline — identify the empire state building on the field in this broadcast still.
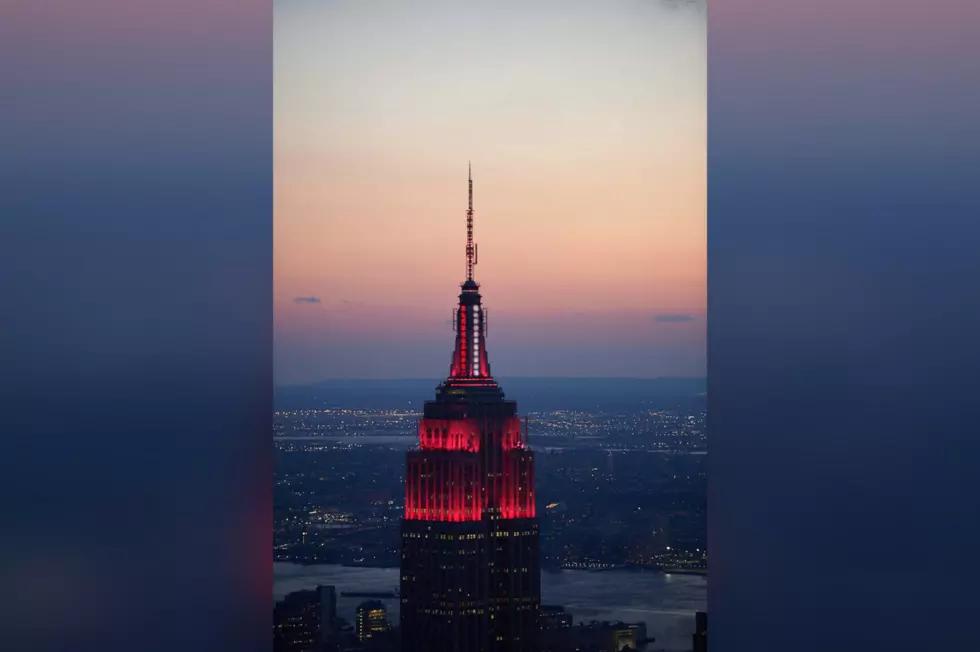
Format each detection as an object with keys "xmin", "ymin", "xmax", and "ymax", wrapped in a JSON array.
[{"xmin": 400, "ymin": 165, "xmax": 541, "ymax": 652}]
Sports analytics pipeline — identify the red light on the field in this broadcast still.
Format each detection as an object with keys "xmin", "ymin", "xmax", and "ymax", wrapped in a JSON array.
[
  {"xmin": 418, "ymin": 418, "xmax": 481, "ymax": 452},
  {"xmin": 406, "ymin": 169, "xmax": 535, "ymax": 525},
  {"xmin": 406, "ymin": 417, "xmax": 535, "ymax": 522},
  {"xmin": 405, "ymin": 455, "xmax": 482, "ymax": 522},
  {"xmin": 494, "ymin": 451, "xmax": 536, "ymax": 519},
  {"xmin": 410, "ymin": 276, "xmax": 535, "ymax": 523},
  {"xmin": 501, "ymin": 416, "xmax": 522, "ymax": 451}
]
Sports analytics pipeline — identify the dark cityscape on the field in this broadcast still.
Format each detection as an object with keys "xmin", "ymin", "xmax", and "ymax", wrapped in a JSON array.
[
  {"xmin": 273, "ymin": 381, "xmax": 706, "ymax": 652},
  {"xmin": 274, "ymin": 390, "xmax": 705, "ymax": 574}
]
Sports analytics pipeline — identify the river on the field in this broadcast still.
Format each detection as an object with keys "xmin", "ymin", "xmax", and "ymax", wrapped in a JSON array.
[{"xmin": 274, "ymin": 563, "xmax": 706, "ymax": 651}]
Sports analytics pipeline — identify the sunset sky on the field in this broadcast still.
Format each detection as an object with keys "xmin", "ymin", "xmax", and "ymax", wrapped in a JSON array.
[{"xmin": 275, "ymin": 0, "xmax": 705, "ymax": 383}]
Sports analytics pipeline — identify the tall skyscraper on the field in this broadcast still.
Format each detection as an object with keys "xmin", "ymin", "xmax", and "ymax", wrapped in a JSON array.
[{"xmin": 400, "ymin": 165, "xmax": 541, "ymax": 652}]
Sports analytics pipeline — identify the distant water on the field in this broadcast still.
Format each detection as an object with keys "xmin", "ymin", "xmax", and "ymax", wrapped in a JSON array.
[{"xmin": 274, "ymin": 563, "xmax": 706, "ymax": 652}]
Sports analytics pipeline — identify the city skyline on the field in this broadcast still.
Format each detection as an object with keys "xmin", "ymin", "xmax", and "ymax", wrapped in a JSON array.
[{"xmin": 275, "ymin": 1, "xmax": 706, "ymax": 383}]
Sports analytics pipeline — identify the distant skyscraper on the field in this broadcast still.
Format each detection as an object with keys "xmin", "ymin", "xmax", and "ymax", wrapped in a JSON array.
[
  {"xmin": 400, "ymin": 166, "xmax": 541, "ymax": 652},
  {"xmin": 692, "ymin": 611, "xmax": 707, "ymax": 652},
  {"xmin": 318, "ymin": 585, "xmax": 337, "ymax": 640},
  {"xmin": 273, "ymin": 590, "xmax": 319, "ymax": 652},
  {"xmin": 356, "ymin": 600, "xmax": 391, "ymax": 643},
  {"xmin": 273, "ymin": 586, "xmax": 338, "ymax": 652}
]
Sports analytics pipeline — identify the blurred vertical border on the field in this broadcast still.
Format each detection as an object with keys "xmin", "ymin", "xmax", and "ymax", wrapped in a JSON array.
[
  {"xmin": 0, "ymin": 2, "xmax": 272, "ymax": 652},
  {"xmin": 709, "ymin": 0, "xmax": 980, "ymax": 650}
]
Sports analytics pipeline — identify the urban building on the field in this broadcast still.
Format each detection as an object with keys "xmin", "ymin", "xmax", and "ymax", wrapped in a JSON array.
[
  {"xmin": 692, "ymin": 611, "xmax": 706, "ymax": 652},
  {"xmin": 356, "ymin": 600, "xmax": 391, "ymax": 643},
  {"xmin": 274, "ymin": 589, "xmax": 320, "ymax": 652},
  {"xmin": 540, "ymin": 605, "xmax": 573, "ymax": 631},
  {"xmin": 543, "ymin": 620, "xmax": 649, "ymax": 652},
  {"xmin": 319, "ymin": 585, "xmax": 338, "ymax": 641},
  {"xmin": 400, "ymin": 166, "xmax": 541, "ymax": 652},
  {"xmin": 273, "ymin": 585, "xmax": 339, "ymax": 652}
]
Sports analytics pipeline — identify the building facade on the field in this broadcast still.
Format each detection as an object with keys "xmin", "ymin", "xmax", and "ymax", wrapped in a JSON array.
[
  {"xmin": 356, "ymin": 600, "xmax": 391, "ymax": 643},
  {"xmin": 400, "ymin": 167, "xmax": 541, "ymax": 652},
  {"xmin": 272, "ymin": 585, "xmax": 339, "ymax": 652},
  {"xmin": 692, "ymin": 611, "xmax": 707, "ymax": 652}
]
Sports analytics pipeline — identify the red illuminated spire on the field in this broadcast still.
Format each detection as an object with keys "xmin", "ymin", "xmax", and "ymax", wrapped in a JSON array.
[
  {"xmin": 466, "ymin": 162, "xmax": 476, "ymax": 282},
  {"xmin": 447, "ymin": 164, "xmax": 495, "ymax": 385}
]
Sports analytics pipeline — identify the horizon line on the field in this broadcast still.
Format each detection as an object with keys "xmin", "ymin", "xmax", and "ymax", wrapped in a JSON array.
[{"xmin": 276, "ymin": 375, "xmax": 706, "ymax": 387}]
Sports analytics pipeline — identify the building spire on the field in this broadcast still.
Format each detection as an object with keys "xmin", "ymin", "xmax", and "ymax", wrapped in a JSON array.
[
  {"xmin": 466, "ymin": 162, "xmax": 475, "ymax": 281},
  {"xmin": 447, "ymin": 164, "xmax": 496, "ymax": 386}
]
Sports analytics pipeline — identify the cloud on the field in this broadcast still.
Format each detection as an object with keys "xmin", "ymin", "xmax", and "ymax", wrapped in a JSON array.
[
  {"xmin": 654, "ymin": 314, "xmax": 696, "ymax": 323},
  {"xmin": 661, "ymin": 0, "xmax": 705, "ymax": 10},
  {"xmin": 293, "ymin": 296, "xmax": 321, "ymax": 304}
]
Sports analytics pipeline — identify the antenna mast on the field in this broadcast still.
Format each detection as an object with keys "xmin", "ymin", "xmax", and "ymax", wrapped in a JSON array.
[{"xmin": 466, "ymin": 162, "xmax": 475, "ymax": 281}]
